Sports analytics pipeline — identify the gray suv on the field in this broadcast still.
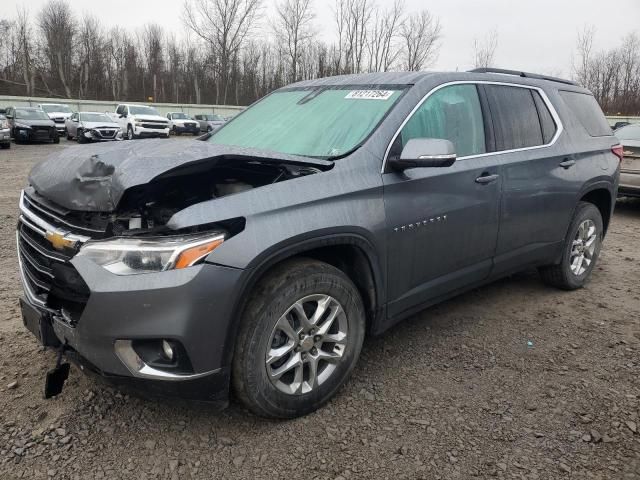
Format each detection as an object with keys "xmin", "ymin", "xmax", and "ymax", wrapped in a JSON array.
[{"xmin": 17, "ymin": 69, "xmax": 621, "ymax": 418}]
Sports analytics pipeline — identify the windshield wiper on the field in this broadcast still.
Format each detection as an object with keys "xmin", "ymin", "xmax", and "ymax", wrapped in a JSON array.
[{"xmin": 297, "ymin": 87, "xmax": 327, "ymax": 105}]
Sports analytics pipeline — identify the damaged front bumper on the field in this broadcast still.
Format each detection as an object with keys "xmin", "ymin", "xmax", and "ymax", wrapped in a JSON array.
[{"xmin": 17, "ymin": 190, "xmax": 243, "ymax": 402}]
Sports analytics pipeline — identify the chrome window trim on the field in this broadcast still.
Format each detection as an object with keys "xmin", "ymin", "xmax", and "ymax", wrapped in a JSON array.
[{"xmin": 382, "ymin": 80, "xmax": 564, "ymax": 173}]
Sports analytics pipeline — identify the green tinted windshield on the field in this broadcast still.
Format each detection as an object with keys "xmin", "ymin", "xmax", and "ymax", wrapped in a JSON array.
[{"xmin": 209, "ymin": 87, "xmax": 404, "ymax": 158}]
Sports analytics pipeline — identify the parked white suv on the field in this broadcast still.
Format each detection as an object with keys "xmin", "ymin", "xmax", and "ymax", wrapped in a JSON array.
[
  {"xmin": 166, "ymin": 112, "xmax": 200, "ymax": 136},
  {"xmin": 37, "ymin": 103, "xmax": 73, "ymax": 135},
  {"xmin": 115, "ymin": 104, "xmax": 170, "ymax": 140}
]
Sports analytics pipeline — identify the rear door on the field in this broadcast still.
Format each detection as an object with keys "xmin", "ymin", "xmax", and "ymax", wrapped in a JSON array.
[
  {"xmin": 383, "ymin": 83, "xmax": 502, "ymax": 318},
  {"xmin": 485, "ymin": 84, "xmax": 578, "ymax": 275}
]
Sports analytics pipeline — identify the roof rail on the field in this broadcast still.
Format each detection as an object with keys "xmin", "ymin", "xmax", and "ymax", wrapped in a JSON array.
[{"xmin": 468, "ymin": 68, "xmax": 578, "ymax": 87}]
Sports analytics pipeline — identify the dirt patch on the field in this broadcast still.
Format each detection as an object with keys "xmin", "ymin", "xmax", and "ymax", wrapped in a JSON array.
[{"xmin": 1, "ymin": 140, "xmax": 639, "ymax": 479}]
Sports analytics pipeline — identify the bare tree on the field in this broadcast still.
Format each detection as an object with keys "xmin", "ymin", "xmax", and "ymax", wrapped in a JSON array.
[
  {"xmin": 574, "ymin": 25, "xmax": 596, "ymax": 88},
  {"xmin": 38, "ymin": 0, "xmax": 76, "ymax": 98},
  {"xmin": 183, "ymin": 0, "xmax": 263, "ymax": 104},
  {"xmin": 473, "ymin": 29, "xmax": 498, "ymax": 69},
  {"xmin": 15, "ymin": 7, "xmax": 36, "ymax": 96},
  {"xmin": 273, "ymin": 0, "xmax": 314, "ymax": 82},
  {"xmin": 77, "ymin": 15, "xmax": 105, "ymax": 99},
  {"xmin": 367, "ymin": 0, "xmax": 404, "ymax": 72},
  {"xmin": 400, "ymin": 10, "xmax": 441, "ymax": 71}
]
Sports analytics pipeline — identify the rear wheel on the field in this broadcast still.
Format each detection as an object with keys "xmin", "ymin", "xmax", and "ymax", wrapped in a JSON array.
[
  {"xmin": 538, "ymin": 202, "xmax": 603, "ymax": 290},
  {"xmin": 232, "ymin": 258, "xmax": 365, "ymax": 418}
]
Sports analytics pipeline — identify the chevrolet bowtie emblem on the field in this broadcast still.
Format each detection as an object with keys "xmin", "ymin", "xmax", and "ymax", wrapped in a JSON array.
[{"xmin": 45, "ymin": 232, "xmax": 75, "ymax": 250}]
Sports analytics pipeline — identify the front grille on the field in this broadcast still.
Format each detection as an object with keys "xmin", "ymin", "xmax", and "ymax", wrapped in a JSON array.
[
  {"xmin": 141, "ymin": 123, "xmax": 168, "ymax": 130},
  {"xmin": 32, "ymin": 127, "xmax": 52, "ymax": 139},
  {"xmin": 18, "ymin": 191, "xmax": 91, "ymax": 323},
  {"xmin": 54, "ymin": 118, "xmax": 65, "ymax": 123},
  {"xmin": 97, "ymin": 129, "xmax": 117, "ymax": 138}
]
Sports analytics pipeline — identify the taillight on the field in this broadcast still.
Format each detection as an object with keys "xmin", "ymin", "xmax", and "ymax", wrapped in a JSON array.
[{"xmin": 612, "ymin": 144, "xmax": 624, "ymax": 162}]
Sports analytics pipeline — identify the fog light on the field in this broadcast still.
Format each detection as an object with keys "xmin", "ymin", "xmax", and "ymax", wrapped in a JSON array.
[{"xmin": 162, "ymin": 340, "xmax": 174, "ymax": 361}]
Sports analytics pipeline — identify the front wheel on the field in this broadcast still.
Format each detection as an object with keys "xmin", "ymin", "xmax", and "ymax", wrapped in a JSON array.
[
  {"xmin": 232, "ymin": 258, "xmax": 365, "ymax": 418},
  {"xmin": 127, "ymin": 125, "xmax": 135, "ymax": 140},
  {"xmin": 538, "ymin": 202, "xmax": 603, "ymax": 290},
  {"xmin": 0, "ymin": 142, "xmax": 9, "ymax": 149}
]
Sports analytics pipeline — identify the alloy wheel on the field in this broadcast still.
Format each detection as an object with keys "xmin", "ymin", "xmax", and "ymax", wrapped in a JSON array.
[
  {"xmin": 570, "ymin": 219, "xmax": 597, "ymax": 276},
  {"xmin": 265, "ymin": 294, "xmax": 348, "ymax": 395}
]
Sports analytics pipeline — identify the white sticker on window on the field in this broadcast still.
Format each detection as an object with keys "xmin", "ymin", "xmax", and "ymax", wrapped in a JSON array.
[{"xmin": 345, "ymin": 90, "xmax": 395, "ymax": 100}]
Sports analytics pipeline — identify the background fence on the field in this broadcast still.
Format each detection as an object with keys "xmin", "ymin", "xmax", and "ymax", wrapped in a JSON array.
[{"xmin": 0, "ymin": 95, "xmax": 244, "ymax": 117}]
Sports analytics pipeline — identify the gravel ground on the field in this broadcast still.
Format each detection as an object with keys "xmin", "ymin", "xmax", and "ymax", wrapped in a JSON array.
[{"xmin": 0, "ymin": 138, "xmax": 639, "ymax": 480}]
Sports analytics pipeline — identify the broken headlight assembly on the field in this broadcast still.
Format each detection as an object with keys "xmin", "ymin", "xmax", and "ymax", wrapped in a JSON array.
[{"xmin": 76, "ymin": 233, "xmax": 225, "ymax": 275}]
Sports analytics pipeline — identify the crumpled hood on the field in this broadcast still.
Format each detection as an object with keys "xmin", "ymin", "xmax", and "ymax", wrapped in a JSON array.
[{"xmin": 28, "ymin": 139, "xmax": 333, "ymax": 212}]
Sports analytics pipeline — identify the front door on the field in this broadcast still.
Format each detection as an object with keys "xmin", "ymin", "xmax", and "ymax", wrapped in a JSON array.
[{"xmin": 383, "ymin": 83, "xmax": 502, "ymax": 319}]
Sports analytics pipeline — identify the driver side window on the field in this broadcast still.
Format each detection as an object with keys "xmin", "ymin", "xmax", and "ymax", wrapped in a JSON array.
[{"xmin": 396, "ymin": 84, "xmax": 486, "ymax": 158}]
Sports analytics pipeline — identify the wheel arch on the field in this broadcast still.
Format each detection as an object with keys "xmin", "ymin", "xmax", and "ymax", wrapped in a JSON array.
[
  {"xmin": 578, "ymin": 184, "xmax": 613, "ymax": 235},
  {"xmin": 220, "ymin": 233, "xmax": 386, "ymax": 367}
]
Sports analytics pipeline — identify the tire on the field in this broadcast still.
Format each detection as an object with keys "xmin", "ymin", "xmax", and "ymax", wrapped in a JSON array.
[
  {"xmin": 127, "ymin": 125, "xmax": 135, "ymax": 140},
  {"xmin": 52, "ymin": 134, "xmax": 60, "ymax": 144},
  {"xmin": 232, "ymin": 258, "xmax": 365, "ymax": 418},
  {"xmin": 538, "ymin": 202, "xmax": 603, "ymax": 290},
  {"xmin": 66, "ymin": 131, "xmax": 73, "ymax": 140},
  {"xmin": 77, "ymin": 129, "xmax": 87, "ymax": 144},
  {"xmin": 207, "ymin": 125, "xmax": 213, "ymax": 133},
  {"xmin": 0, "ymin": 142, "xmax": 9, "ymax": 149}
]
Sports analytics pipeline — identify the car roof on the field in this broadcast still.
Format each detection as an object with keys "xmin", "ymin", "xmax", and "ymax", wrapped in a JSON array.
[
  {"xmin": 79, "ymin": 111, "xmax": 110, "ymax": 115},
  {"xmin": 15, "ymin": 107, "xmax": 43, "ymax": 110},
  {"xmin": 287, "ymin": 70, "xmax": 590, "ymax": 94}
]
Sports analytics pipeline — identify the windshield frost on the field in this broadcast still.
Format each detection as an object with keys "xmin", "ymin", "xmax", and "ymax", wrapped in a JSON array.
[{"xmin": 210, "ymin": 87, "xmax": 404, "ymax": 158}]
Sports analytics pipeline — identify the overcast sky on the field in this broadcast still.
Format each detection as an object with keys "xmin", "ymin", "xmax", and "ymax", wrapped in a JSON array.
[{"xmin": 3, "ymin": 0, "xmax": 639, "ymax": 77}]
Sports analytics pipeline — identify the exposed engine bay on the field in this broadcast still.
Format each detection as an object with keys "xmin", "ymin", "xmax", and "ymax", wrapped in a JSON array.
[
  {"xmin": 27, "ymin": 158, "xmax": 322, "ymax": 239},
  {"xmin": 111, "ymin": 160, "xmax": 320, "ymax": 236}
]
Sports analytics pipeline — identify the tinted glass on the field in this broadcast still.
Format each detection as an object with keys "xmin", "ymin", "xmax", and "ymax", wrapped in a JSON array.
[
  {"xmin": 41, "ymin": 104, "xmax": 72, "ymax": 113},
  {"xmin": 486, "ymin": 85, "xmax": 543, "ymax": 150},
  {"xmin": 399, "ymin": 84, "xmax": 486, "ymax": 157},
  {"xmin": 559, "ymin": 91, "xmax": 611, "ymax": 137},
  {"xmin": 615, "ymin": 124, "xmax": 640, "ymax": 141},
  {"xmin": 129, "ymin": 105, "xmax": 160, "ymax": 116},
  {"xmin": 80, "ymin": 113, "xmax": 112, "ymax": 122},
  {"xmin": 15, "ymin": 109, "xmax": 50, "ymax": 120},
  {"xmin": 211, "ymin": 88, "xmax": 404, "ymax": 158},
  {"xmin": 532, "ymin": 91, "xmax": 557, "ymax": 144}
]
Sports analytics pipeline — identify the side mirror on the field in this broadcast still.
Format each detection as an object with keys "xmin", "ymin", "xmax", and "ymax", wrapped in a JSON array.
[{"xmin": 388, "ymin": 138, "xmax": 457, "ymax": 171}]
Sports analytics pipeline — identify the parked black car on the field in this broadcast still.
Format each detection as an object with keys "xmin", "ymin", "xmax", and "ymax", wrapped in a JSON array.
[
  {"xmin": 17, "ymin": 69, "xmax": 620, "ymax": 418},
  {"xmin": 5, "ymin": 107, "xmax": 59, "ymax": 144}
]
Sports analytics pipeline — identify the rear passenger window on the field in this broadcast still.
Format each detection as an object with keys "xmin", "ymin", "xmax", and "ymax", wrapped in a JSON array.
[
  {"xmin": 399, "ymin": 84, "xmax": 486, "ymax": 157},
  {"xmin": 558, "ymin": 91, "xmax": 611, "ymax": 137},
  {"xmin": 485, "ymin": 85, "xmax": 543, "ymax": 150},
  {"xmin": 532, "ymin": 91, "xmax": 557, "ymax": 144}
]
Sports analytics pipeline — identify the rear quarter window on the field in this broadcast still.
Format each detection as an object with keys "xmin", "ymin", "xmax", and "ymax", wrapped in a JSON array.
[
  {"xmin": 485, "ymin": 85, "xmax": 543, "ymax": 150},
  {"xmin": 558, "ymin": 91, "xmax": 611, "ymax": 137}
]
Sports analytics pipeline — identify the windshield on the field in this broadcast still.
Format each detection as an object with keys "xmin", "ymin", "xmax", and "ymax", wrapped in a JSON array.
[
  {"xmin": 172, "ymin": 113, "xmax": 190, "ymax": 119},
  {"xmin": 16, "ymin": 109, "xmax": 50, "ymax": 120},
  {"xmin": 41, "ymin": 104, "xmax": 72, "ymax": 113},
  {"xmin": 205, "ymin": 114, "xmax": 224, "ymax": 121},
  {"xmin": 616, "ymin": 124, "xmax": 640, "ymax": 141},
  {"xmin": 209, "ymin": 87, "xmax": 405, "ymax": 158},
  {"xmin": 129, "ymin": 105, "xmax": 160, "ymax": 116},
  {"xmin": 80, "ymin": 113, "xmax": 112, "ymax": 123}
]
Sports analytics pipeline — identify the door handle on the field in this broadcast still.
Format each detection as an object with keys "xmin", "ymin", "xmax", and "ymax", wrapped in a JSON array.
[
  {"xmin": 559, "ymin": 159, "xmax": 576, "ymax": 169},
  {"xmin": 475, "ymin": 173, "xmax": 500, "ymax": 184}
]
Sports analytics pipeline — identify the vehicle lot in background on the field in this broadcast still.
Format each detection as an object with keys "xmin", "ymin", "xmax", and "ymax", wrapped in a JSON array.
[
  {"xmin": 114, "ymin": 104, "xmax": 170, "ymax": 140},
  {"xmin": 65, "ymin": 112, "xmax": 122, "ymax": 143},
  {"xmin": 166, "ymin": 112, "xmax": 201, "ymax": 135},
  {"xmin": 4, "ymin": 106, "xmax": 59, "ymax": 144},
  {"xmin": 0, "ymin": 114, "xmax": 10, "ymax": 149},
  {"xmin": 37, "ymin": 103, "xmax": 73, "ymax": 136},
  {"xmin": 1, "ymin": 138, "xmax": 639, "ymax": 478},
  {"xmin": 194, "ymin": 113, "xmax": 226, "ymax": 132},
  {"xmin": 616, "ymin": 123, "xmax": 640, "ymax": 197}
]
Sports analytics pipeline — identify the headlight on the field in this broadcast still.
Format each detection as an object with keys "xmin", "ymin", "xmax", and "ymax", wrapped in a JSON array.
[
  {"xmin": 76, "ymin": 233, "xmax": 225, "ymax": 275},
  {"xmin": 15, "ymin": 122, "xmax": 32, "ymax": 129},
  {"xmin": 0, "ymin": 119, "xmax": 8, "ymax": 129}
]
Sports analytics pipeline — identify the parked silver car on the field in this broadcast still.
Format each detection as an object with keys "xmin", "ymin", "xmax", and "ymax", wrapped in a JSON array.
[
  {"xmin": 65, "ymin": 112, "xmax": 122, "ymax": 143},
  {"xmin": 38, "ymin": 103, "xmax": 73, "ymax": 136},
  {"xmin": 0, "ymin": 114, "xmax": 10, "ymax": 149},
  {"xmin": 193, "ymin": 114, "xmax": 226, "ymax": 132}
]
